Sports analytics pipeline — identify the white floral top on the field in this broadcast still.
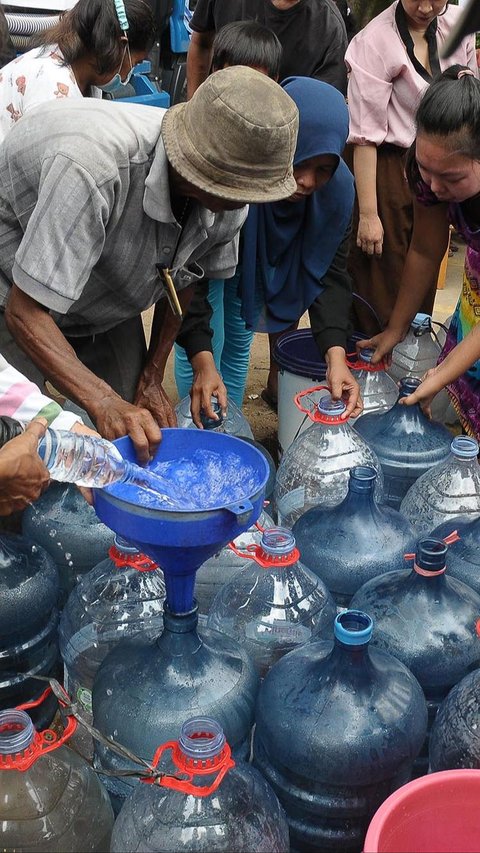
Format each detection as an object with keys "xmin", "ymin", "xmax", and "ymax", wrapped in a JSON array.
[{"xmin": 0, "ymin": 45, "xmax": 101, "ymax": 143}]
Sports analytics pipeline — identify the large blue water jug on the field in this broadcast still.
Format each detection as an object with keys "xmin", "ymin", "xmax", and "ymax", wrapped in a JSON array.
[
  {"xmin": 0, "ymin": 533, "xmax": 59, "ymax": 730},
  {"xmin": 23, "ymin": 482, "xmax": 114, "ymax": 604},
  {"xmin": 195, "ymin": 509, "xmax": 274, "ymax": 617},
  {"xmin": 292, "ymin": 466, "xmax": 416, "ymax": 607},
  {"xmin": 400, "ymin": 436, "xmax": 480, "ymax": 536},
  {"xmin": 0, "ymin": 702, "xmax": 114, "ymax": 851},
  {"xmin": 110, "ymin": 716, "xmax": 290, "ymax": 852},
  {"xmin": 207, "ymin": 527, "xmax": 336, "ymax": 676},
  {"xmin": 92, "ymin": 605, "xmax": 259, "ymax": 811},
  {"xmin": 429, "ymin": 669, "xmax": 480, "ymax": 771},
  {"xmin": 354, "ymin": 377, "xmax": 452, "ymax": 509},
  {"xmin": 253, "ymin": 610, "xmax": 427, "ymax": 853},
  {"xmin": 274, "ymin": 389, "xmax": 383, "ymax": 527},
  {"xmin": 430, "ymin": 515, "xmax": 480, "ymax": 595},
  {"xmin": 59, "ymin": 536, "xmax": 165, "ymax": 759},
  {"xmin": 350, "ymin": 538, "xmax": 480, "ymax": 773}
]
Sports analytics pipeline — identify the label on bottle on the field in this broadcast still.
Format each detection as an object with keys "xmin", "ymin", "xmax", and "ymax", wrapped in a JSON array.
[
  {"xmin": 76, "ymin": 686, "xmax": 93, "ymax": 714},
  {"xmin": 245, "ymin": 619, "xmax": 312, "ymax": 644},
  {"xmin": 70, "ymin": 623, "xmax": 98, "ymax": 654},
  {"xmin": 277, "ymin": 486, "xmax": 305, "ymax": 523}
]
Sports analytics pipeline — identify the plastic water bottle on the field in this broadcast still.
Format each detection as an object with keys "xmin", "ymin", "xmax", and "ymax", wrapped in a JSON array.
[
  {"xmin": 0, "ymin": 533, "xmax": 59, "ymax": 730},
  {"xmin": 430, "ymin": 515, "xmax": 480, "ymax": 595},
  {"xmin": 274, "ymin": 389, "xmax": 383, "ymax": 527},
  {"xmin": 207, "ymin": 527, "xmax": 336, "ymax": 677},
  {"xmin": 351, "ymin": 538, "xmax": 480, "ymax": 775},
  {"xmin": 292, "ymin": 466, "xmax": 416, "ymax": 607},
  {"xmin": 59, "ymin": 536, "xmax": 165, "ymax": 760},
  {"xmin": 0, "ymin": 706, "xmax": 113, "ymax": 851},
  {"xmin": 92, "ymin": 604, "xmax": 259, "ymax": 811},
  {"xmin": 354, "ymin": 377, "xmax": 452, "ymax": 509},
  {"xmin": 110, "ymin": 716, "xmax": 290, "ymax": 853},
  {"xmin": 175, "ymin": 394, "xmax": 254, "ymax": 438},
  {"xmin": 23, "ymin": 482, "xmax": 114, "ymax": 605},
  {"xmin": 388, "ymin": 312, "xmax": 451, "ymax": 423},
  {"xmin": 429, "ymin": 669, "xmax": 480, "ymax": 771},
  {"xmin": 400, "ymin": 436, "xmax": 480, "ymax": 536},
  {"xmin": 253, "ymin": 610, "xmax": 427, "ymax": 853},
  {"xmin": 195, "ymin": 509, "xmax": 275, "ymax": 617},
  {"xmin": 38, "ymin": 428, "xmax": 181, "ymax": 503},
  {"xmin": 348, "ymin": 348, "xmax": 398, "ymax": 422}
]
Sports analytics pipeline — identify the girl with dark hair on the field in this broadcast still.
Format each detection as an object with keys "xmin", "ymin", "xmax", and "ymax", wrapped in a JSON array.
[
  {"xmin": 0, "ymin": 0, "xmax": 155, "ymax": 141},
  {"xmin": 345, "ymin": 0, "xmax": 475, "ymax": 336},
  {"xmin": 360, "ymin": 65, "xmax": 480, "ymax": 437}
]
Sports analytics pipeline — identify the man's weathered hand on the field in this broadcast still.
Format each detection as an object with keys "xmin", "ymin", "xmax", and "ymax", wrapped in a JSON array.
[
  {"xmin": 92, "ymin": 395, "xmax": 162, "ymax": 464},
  {"xmin": 0, "ymin": 418, "xmax": 50, "ymax": 514},
  {"xmin": 134, "ymin": 376, "xmax": 177, "ymax": 430}
]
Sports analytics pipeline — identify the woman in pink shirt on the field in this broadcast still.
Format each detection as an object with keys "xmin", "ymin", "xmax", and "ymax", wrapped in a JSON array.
[{"xmin": 345, "ymin": 0, "xmax": 475, "ymax": 335}]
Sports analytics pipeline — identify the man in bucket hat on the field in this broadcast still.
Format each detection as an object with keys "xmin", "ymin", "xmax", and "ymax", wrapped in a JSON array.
[{"xmin": 0, "ymin": 66, "xmax": 298, "ymax": 460}]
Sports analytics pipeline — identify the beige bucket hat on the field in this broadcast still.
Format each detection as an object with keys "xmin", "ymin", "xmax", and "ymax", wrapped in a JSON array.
[{"xmin": 161, "ymin": 65, "xmax": 299, "ymax": 203}]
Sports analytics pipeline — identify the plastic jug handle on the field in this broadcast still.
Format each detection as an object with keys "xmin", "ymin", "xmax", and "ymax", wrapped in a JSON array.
[
  {"xmin": 109, "ymin": 544, "xmax": 158, "ymax": 572},
  {"xmin": 228, "ymin": 540, "xmax": 300, "ymax": 567},
  {"xmin": 142, "ymin": 740, "xmax": 235, "ymax": 797},
  {"xmin": 294, "ymin": 384, "xmax": 330, "ymax": 420},
  {"xmin": 0, "ymin": 685, "xmax": 77, "ymax": 771}
]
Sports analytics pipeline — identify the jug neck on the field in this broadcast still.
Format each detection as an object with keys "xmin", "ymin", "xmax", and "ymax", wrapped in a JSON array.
[
  {"xmin": 0, "ymin": 709, "xmax": 35, "ymax": 757},
  {"xmin": 450, "ymin": 436, "xmax": 479, "ymax": 466},
  {"xmin": 253, "ymin": 527, "xmax": 300, "ymax": 568},
  {"xmin": 410, "ymin": 537, "xmax": 447, "ymax": 581},
  {"xmin": 394, "ymin": 377, "xmax": 429, "ymax": 422},
  {"xmin": 108, "ymin": 537, "xmax": 158, "ymax": 573},
  {"xmin": 331, "ymin": 610, "xmax": 373, "ymax": 663},
  {"xmin": 338, "ymin": 466, "xmax": 380, "ymax": 517}
]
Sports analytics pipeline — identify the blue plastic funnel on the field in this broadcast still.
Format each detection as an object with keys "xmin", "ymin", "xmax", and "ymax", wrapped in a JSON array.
[{"xmin": 93, "ymin": 429, "xmax": 269, "ymax": 613}]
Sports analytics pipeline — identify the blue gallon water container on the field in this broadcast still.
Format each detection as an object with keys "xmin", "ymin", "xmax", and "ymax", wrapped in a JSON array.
[
  {"xmin": 207, "ymin": 527, "xmax": 336, "ymax": 677},
  {"xmin": 274, "ymin": 389, "xmax": 383, "ymax": 527},
  {"xmin": 430, "ymin": 515, "xmax": 480, "ymax": 595},
  {"xmin": 0, "ymin": 702, "xmax": 113, "ymax": 851},
  {"xmin": 23, "ymin": 482, "xmax": 114, "ymax": 604},
  {"xmin": 0, "ymin": 533, "xmax": 59, "ymax": 730},
  {"xmin": 354, "ymin": 377, "xmax": 452, "ymax": 509},
  {"xmin": 351, "ymin": 538, "xmax": 480, "ymax": 774},
  {"xmin": 292, "ymin": 466, "xmax": 416, "ymax": 607},
  {"xmin": 92, "ymin": 605, "xmax": 259, "ymax": 811},
  {"xmin": 253, "ymin": 610, "xmax": 427, "ymax": 853},
  {"xmin": 195, "ymin": 508, "xmax": 274, "ymax": 617},
  {"xmin": 429, "ymin": 669, "xmax": 480, "ymax": 771},
  {"xmin": 400, "ymin": 436, "xmax": 480, "ymax": 537},
  {"xmin": 110, "ymin": 716, "xmax": 290, "ymax": 853},
  {"xmin": 59, "ymin": 536, "xmax": 165, "ymax": 759}
]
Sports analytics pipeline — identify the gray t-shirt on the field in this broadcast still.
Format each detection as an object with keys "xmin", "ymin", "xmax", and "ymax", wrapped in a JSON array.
[{"xmin": 0, "ymin": 98, "xmax": 247, "ymax": 337}]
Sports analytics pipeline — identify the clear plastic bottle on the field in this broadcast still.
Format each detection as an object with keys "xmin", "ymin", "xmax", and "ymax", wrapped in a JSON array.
[
  {"xmin": 351, "ymin": 538, "xmax": 480, "ymax": 775},
  {"xmin": 253, "ymin": 610, "xmax": 427, "ymax": 853},
  {"xmin": 22, "ymin": 482, "xmax": 114, "ymax": 605},
  {"xmin": 207, "ymin": 527, "xmax": 336, "ymax": 677},
  {"xmin": 0, "ymin": 706, "xmax": 114, "ymax": 851},
  {"xmin": 348, "ymin": 348, "xmax": 398, "ymax": 423},
  {"xmin": 400, "ymin": 436, "xmax": 480, "ymax": 536},
  {"xmin": 110, "ymin": 716, "xmax": 290, "ymax": 853},
  {"xmin": 195, "ymin": 509, "xmax": 275, "ymax": 617},
  {"xmin": 59, "ymin": 536, "xmax": 165, "ymax": 760},
  {"xmin": 387, "ymin": 313, "xmax": 451, "ymax": 423},
  {"xmin": 274, "ymin": 390, "xmax": 383, "ymax": 527},
  {"xmin": 354, "ymin": 377, "xmax": 452, "ymax": 509},
  {"xmin": 0, "ymin": 533, "xmax": 59, "ymax": 730},
  {"xmin": 292, "ymin": 466, "xmax": 416, "ymax": 607},
  {"xmin": 175, "ymin": 395, "xmax": 254, "ymax": 438}
]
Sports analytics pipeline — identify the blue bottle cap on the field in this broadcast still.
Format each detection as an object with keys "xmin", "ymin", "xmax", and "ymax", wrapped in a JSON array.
[
  {"xmin": 411, "ymin": 313, "xmax": 432, "ymax": 331},
  {"xmin": 451, "ymin": 436, "xmax": 479, "ymax": 458},
  {"xmin": 179, "ymin": 717, "xmax": 226, "ymax": 760},
  {"xmin": 200, "ymin": 399, "xmax": 224, "ymax": 430},
  {"xmin": 415, "ymin": 538, "xmax": 447, "ymax": 572},
  {"xmin": 0, "ymin": 710, "xmax": 35, "ymax": 754},
  {"xmin": 359, "ymin": 348, "xmax": 374, "ymax": 363},
  {"xmin": 398, "ymin": 377, "xmax": 421, "ymax": 398},
  {"xmin": 317, "ymin": 396, "xmax": 346, "ymax": 417},
  {"xmin": 261, "ymin": 527, "xmax": 296, "ymax": 556},
  {"xmin": 349, "ymin": 466, "xmax": 377, "ymax": 493},
  {"xmin": 334, "ymin": 610, "xmax": 373, "ymax": 645}
]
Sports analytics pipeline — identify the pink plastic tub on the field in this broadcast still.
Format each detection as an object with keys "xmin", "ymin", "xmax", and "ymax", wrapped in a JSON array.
[{"xmin": 364, "ymin": 770, "xmax": 480, "ymax": 853}]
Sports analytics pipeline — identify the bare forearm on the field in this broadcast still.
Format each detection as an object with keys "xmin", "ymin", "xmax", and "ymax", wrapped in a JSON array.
[
  {"xmin": 432, "ymin": 325, "xmax": 480, "ymax": 388},
  {"xmin": 5, "ymin": 286, "xmax": 119, "ymax": 419},
  {"xmin": 354, "ymin": 145, "xmax": 378, "ymax": 215},
  {"xmin": 186, "ymin": 33, "xmax": 214, "ymax": 98},
  {"xmin": 388, "ymin": 244, "xmax": 448, "ymax": 338},
  {"xmin": 143, "ymin": 286, "xmax": 195, "ymax": 383}
]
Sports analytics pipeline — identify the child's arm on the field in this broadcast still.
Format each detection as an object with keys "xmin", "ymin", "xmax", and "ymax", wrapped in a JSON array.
[{"xmin": 400, "ymin": 323, "xmax": 480, "ymax": 416}]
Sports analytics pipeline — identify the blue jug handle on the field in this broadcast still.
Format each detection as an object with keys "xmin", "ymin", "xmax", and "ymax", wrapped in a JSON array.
[{"xmin": 224, "ymin": 499, "xmax": 253, "ymax": 525}]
